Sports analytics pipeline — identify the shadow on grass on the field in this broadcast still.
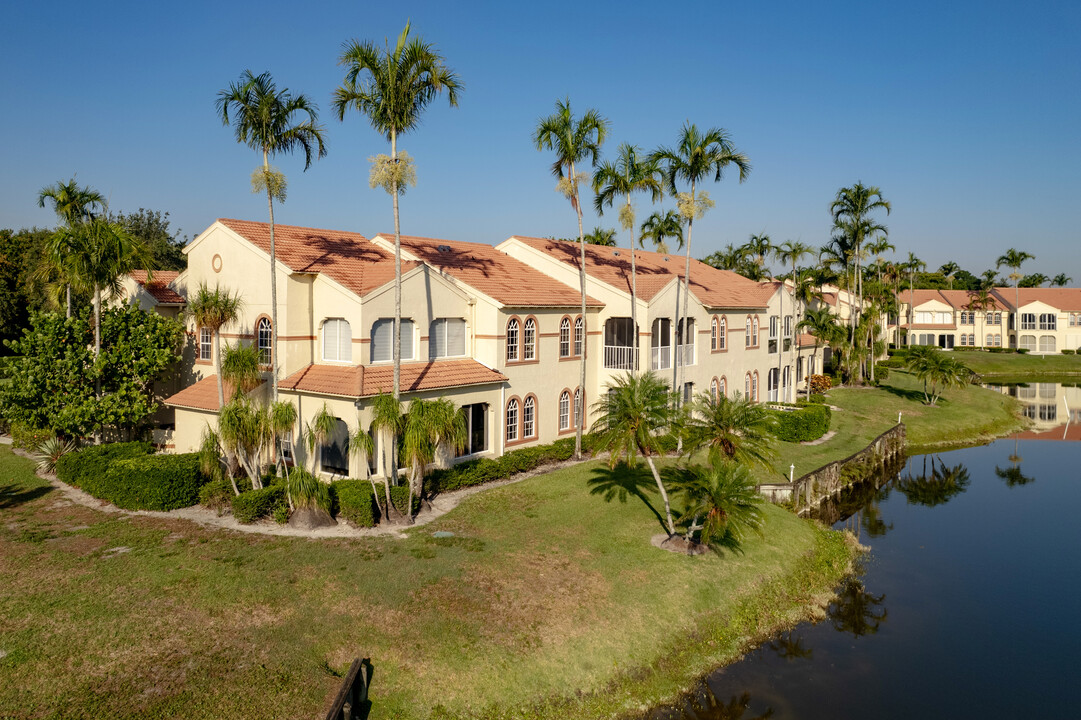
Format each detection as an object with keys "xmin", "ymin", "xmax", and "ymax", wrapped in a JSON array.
[
  {"xmin": 0, "ymin": 482, "xmax": 53, "ymax": 510},
  {"xmin": 878, "ymin": 383, "xmax": 927, "ymax": 404},
  {"xmin": 588, "ymin": 463, "xmax": 667, "ymax": 532}
]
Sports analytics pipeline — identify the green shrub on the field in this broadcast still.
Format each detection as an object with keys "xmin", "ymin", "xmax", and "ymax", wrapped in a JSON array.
[
  {"xmin": 873, "ymin": 363, "xmax": 890, "ymax": 381},
  {"xmin": 231, "ymin": 486, "xmax": 286, "ymax": 524},
  {"xmin": 199, "ymin": 478, "xmax": 235, "ymax": 512},
  {"xmin": 390, "ymin": 485, "xmax": 420, "ymax": 516},
  {"xmin": 802, "ymin": 393, "xmax": 826, "ymax": 405},
  {"xmin": 55, "ymin": 441, "xmax": 153, "ymax": 488},
  {"xmin": 769, "ymin": 404, "xmax": 832, "ymax": 443},
  {"xmin": 332, "ymin": 479, "xmax": 378, "ymax": 528},
  {"xmin": 86, "ymin": 453, "xmax": 207, "ymax": 511},
  {"xmin": 1017, "ymin": 348, "xmax": 1030, "ymax": 354},
  {"xmin": 808, "ymin": 374, "xmax": 832, "ymax": 394},
  {"xmin": 10, "ymin": 422, "xmax": 52, "ymax": 451},
  {"xmin": 1062, "ymin": 349, "xmax": 1076, "ymax": 355}
]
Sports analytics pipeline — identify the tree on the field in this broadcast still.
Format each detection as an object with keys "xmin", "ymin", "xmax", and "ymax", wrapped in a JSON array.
[
  {"xmin": 775, "ymin": 241, "xmax": 813, "ymax": 401},
  {"xmin": 401, "ymin": 397, "xmax": 466, "ymax": 521},
  {"xmin": 702, "ymin": 243, "xmax": 747, "ymax": 274},
  {"xmin": 109, "ymin": 209, "xmax": 188, "ymax": 271},
  {"xmin": 652, "ymin": 123, "xmax": 750, "ymax": 401},
  {"xmin": 37, "ymin": 178, "xmax": 105, "ymax": 317},
  {"xmin": 798, "ymin": 306, "xmax": 844, "ymax": 374},
  {"xmin": 582, "ymin": 226, "xmax": 617, "ymax": 246},
  {"xmin": 369, "ymin": 392, "xmax": 404, "ymax": 521},
  {"xmin": 904, "ymin": 252, "xmax": 926, "ymax": 337},
  {"xmin": 683, "ymin": 392, "xmax": 776, "ymax": 469},
  {"xmin": 1, "ymin": 306, "xmax": 183, "ymax": 438},
  {"xmin": 593, "ymin": 143, "xmax": 664, "ymax": 368},
  {"xmin": 904, "ymin": 347, "xmax": 970, "ymax": 405},
  {"xmin": 589, "ymin": 371, "xmax": 676, "ymax": 535},
  {"xmin": 671, "ymin": 459, "xmax": 765, "ymax": 549},
  {"xmin": 639, "ymin": 209, "xmax": 683, "ymax": 255},
  {"xmin": 1018, "ymin": 273, "xmax": 1048, "ymax": 288},
  {"xmin": 185, "ymin": 283, "xmax": 242, "ymax": 408},
  {"xmin": 217, "ymin": 69, "xmax": 327, "ymax": 403},
  {"xmin": 939, "ymin": 261, "xmax": 960, "ymax": 290},
  {"xmin": 1051, "ymin": 273, "xmax": 1072, "ymax": 287},
  {"xmin": 534, "ymin": 98, "xmax": 609, "ymax": 458},
  {"xmin": 0, "ymin": 228, "xmax": 52, "ymax": 346},
  {"xmin": 996, "ymin": 248, "xmax": 1034, "ymax": 331},
  {"xmin": 218, "ymin": 398, "xmax": 273, "ymax": 491},
  {"xmin": 742, "ymin": 233, "xmax": 773, "ymax": 279}
]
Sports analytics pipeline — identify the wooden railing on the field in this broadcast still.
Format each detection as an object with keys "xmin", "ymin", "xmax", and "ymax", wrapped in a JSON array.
[{"xmin": 324, "ymin": 658, "xmax": 371, "ymax": 720}]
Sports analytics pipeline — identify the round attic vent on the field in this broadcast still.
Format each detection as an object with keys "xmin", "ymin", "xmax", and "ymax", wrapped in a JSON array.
[
  {"xmin": 438, "ymin": 244, "xmax": 452, "ymax": 252},
  {"xmin": 613, "ymin": 250, "xmax": 620, "ymax": 256}
]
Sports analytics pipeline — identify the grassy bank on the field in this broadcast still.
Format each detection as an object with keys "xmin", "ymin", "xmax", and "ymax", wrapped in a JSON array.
[
  {"xmin": 753, "ymin": 370, "xmax": 1026, "ymax": 484},
  {"xmin": 0, "ymin": 444, "xmax": 854, "ymax": 720},
  {"xmin": 949, "ymin": 351, "xmax": 1081, "ymax": 377}
]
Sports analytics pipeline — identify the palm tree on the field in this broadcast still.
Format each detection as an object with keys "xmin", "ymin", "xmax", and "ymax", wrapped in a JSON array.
[
  {"xmin": 996, "ymin": 248, "xmax": 1034, "ymax": 338},
  {"xmin": 904, "ymin": 252, "xmax": 926, "ymax": 344},
  {"xmin": 830, "ymin": 183, "xmax": 890, "ymax": 326},
  {"xmin": 639, "ymin": 209, "xmax": 684, "ymax": 255},
  {"xmin": 1051, "ymin": 273, "xmax": 1072, "ymax": 287},
  {"xmin": 220, "ymin": 342, "xmax": 262, "ymax": 399},
  {"xmin": 867, "ymin": 236, "xmax": 896, "ymax": 284},
  {"xmin": 652, "ymin": 123, "xmax": 751, "ymax": 401},
  {"xmin": 1018, "ymin": 272, "xmax": 1049, "ymax": 288},
  {"xmin": 683, "ymin": 392, "xmax": 776, "ymax": 469},
  {"xmin": 939, "ymin": 261, "xmax": 960, "ymax": 290},
  {"xmin": 743, "ymin": 233, "xmax": 773, "ymax": 279},
  {"xmin": 798, "ymin": 306, "xmax": 844, "ymax": 378},
  {"xmin": 401, "ymin": 397, "xmax": 467, "ymax": 521},
  {"xmin": 218, "ymin": 398, "xmax": 273, "ymax": 490},
  {"xmin": 582, "ymin": 226, "xmax": 617, "ymax": 246},
  {"xmin": 775, "ymin": 241, "xmax": 813, "ymax": 401},
  {"xmin": 671, "ymin": 459, "xmax": 765, "ymax": 548},
  {"xmin": 593, "ymin": 143, "xmax": 664, "ymax": 369},
  {"xmin": 589, "ymin": 371, "xmax": 676, "ymax": 535},
  {"xmin": 37, "ymin": 178, "xmax": 106, "ymax": 317},
  {"xmin": 218, "ymin": 69, "xmax": 327, "ymax": 403},
  {"xmin": 186, "ymin": 283, "xmax": 243, "ymax": 408},
  {"xmin": 534, "ymin": 98, "xmax": 609, "ymax": 458},
  {"xmin": 904, "ymin": 347, "xmax": 970, "ymax": 405}
]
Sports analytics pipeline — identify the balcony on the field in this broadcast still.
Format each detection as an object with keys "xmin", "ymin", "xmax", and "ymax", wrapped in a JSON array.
[
  {"xmin": 675, "ymin": 343, "xmax": 695, "ymax": 367},
  {"xmin": 651, "ymin": 346, "xmax": 671, "ymax": 371},
  {"xmin": 603, "ymin": 345, "xmax": 638, "ymax": 371}
]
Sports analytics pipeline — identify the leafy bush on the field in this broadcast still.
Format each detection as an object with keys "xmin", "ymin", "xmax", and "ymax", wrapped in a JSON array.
[
  {"xmin": 1017, "ymin": 348, "xmax": 1030, "ymax": 354},
  {"xmin": 86, "ymin": 453, "xmax": 207, "ymax": 511},
  {"xmin": 390, "ymin": 485, "xmax": 420, "ymax": 516},
  {"xmin": 769, "ymin": 404, "xmax": 832, "ymax": 443},
  {"xmin": 55, "ymin": 441, "xmax": 153, "ymax": 488},
  {"xmin": 199, "ymin": 478, "xmax": 235, "ymax": 512},
  {"xmin": 231, "ymin": 486, "xmax": 286, "ymax": 524},
  {"xmin": 331, "ymin": 480, "xmax": 377, "ymax": 528},
  {"xmin": 10, "ymin": 422, "xmax": 52, "ymax": 451},
  {"xmin": 873, "ymin": 363, "xmax": 890, "ymax": 381},
  {"xmin": 32, "ymin": 436, "xmax": 77, "ymax": 474},
  {"xmin": 1061, "ymin": 349, "xmax": 1076, "ymax": 355},
  {"xmin": 798, "ymin": 393, "xmax": 826, "ymax": 405},
  {"xmin": 286, "ymin": 468, "xmax": 332, "ymax": 512},
  {"xmin": 808, "ymin": 374, "xmax": 832, "ymax": 394}
]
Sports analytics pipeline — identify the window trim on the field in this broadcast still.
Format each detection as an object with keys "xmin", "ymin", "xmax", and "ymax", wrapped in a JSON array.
[
  {"xmin": 370, "ymin": 317, "xmax": 416, "ymax": 363},
  {"xmin": 321, "ymin": 318, "xmax": 353, "ymax": 363},
  {"xmin": 198, "ymin": 327, "xmax": 213, "ymax": 363},
  {"xmin": 505, "ymin": 316, "xmax": 521, "ymax": 364},
  {"xmin": 522, "ymin": 394, "xmax": 537, "ymax": 439},
  {"xmin": 558, "ymin": 390, "xmax": 571, "ymax": 432},
  {"xmin": 255, "ymin": 315, "xmax": 273, "ymax": 368},
  {"xmin": 559, "ymin": 316, "xmax": 572, "ymax": 359},
  {"xmin": 573, "ymin": 315, "xmax": 584, "ymax": 358},
  {"xmin": 505, "ymin": 396, "xmax": 520, "ymax": 444},
  {"xmin": 522, "ymin": 316, "xmax": 538, "ymax": 363}
]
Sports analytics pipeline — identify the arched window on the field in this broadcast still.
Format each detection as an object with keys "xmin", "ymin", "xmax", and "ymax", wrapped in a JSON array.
[
  {"xmin": 745, "ymin": 317, "xmax": 752, "ymax": 347},
  {"xmin": 711, "ymin": 317, "xmax": 719, "ymax": 351},
  {"xmin": 322, "ymin": 318, "xmax": 352, "ymax": 362},
  {"xmin": 719, "ymin": 376, "xmax": 726, "ymax": 398},
  {"xmin": 523, "ymin": 318, "xmax": 537, "ymax": 361},
  {"xmin": 710, "ymin": 377, "xmax": 719, "ymax": 402},
  {"xmin": 574, "ymin": 316, "xmax": 584, "ymax": 356},
  {"xmin": 559, "ymin": 391, "xmax": 570, "ymax": 431},
  {"xmin": 718, "ymin": 316, "xmax": 727, "ymax": 350},
  {"xmin": 752, "ymin": 317, "xmax": 760, "ymax": 346},
  {"xmin": 745, "ymin": 373, "xmax": 751, "ymax": 398},
  {"xmin": 523, "ymin": 396, "xmax": 536, "ymax": 438},
  {"xmin": 506, "ymin": 318, "xmax": 520, "ymax": 362},
  {"xmin": 559, "ymin": 317, "xmax": 571, "ymax": 358},
  {"xmin": 752, "ymin": 371, "xmax": 759, "ymax": 401},
  {"xmin": 1039, "ymin": 335, "xmax": 1056, "ymax": 353},
  {"xmin": 573, "ymin": 388, "xmax": 582, "ymax": 428},
  {"xmin": 257, "ymin": 317, "xmax": 272, "ymax": 366},
  {"xmin": 506, "ymin": 398, "xmax": 519, "ymax": 442}
]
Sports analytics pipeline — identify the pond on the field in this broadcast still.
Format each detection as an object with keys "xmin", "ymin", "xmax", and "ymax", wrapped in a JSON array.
[{"xmin": 645, "ymin": 389, "xmax": 1081, "ymax": 719}]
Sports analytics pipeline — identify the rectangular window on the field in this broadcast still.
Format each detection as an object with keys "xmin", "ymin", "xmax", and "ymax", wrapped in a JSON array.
[
  {"xmin": 1021, "ymin": 313, "xmax": 1036, "ymax": 330},
  {"xmin": 769, "ymin": 316, "xmax": 778, "ymax": 339},
  {"xmin": 320, "ymin": 418, "xmax": 350, "ymax": 476},
  {"xmin": 784, "ymin": 316, "xmax": 792, "ymax": 337},
  {"xmin": 430, "ymin": 318, "xmax": 466, "ymax": 359},
  {"xmin": 371, "ymin": 319, "xmax": 414, "ymax": 362},
  {"xmin": 457, "ymin": 404, "xmax": 487, "ymax": 457},
  {"xmin": 199, "ymin": 328, "xmax": 212, "ymax": 361},
  {"xmin": 1039, "ymin": 313, "xmax": 1057, "ymax": 330},
  {"xmin": 322, "ymin": 319, "xmax": 352, "ymax": 362}
]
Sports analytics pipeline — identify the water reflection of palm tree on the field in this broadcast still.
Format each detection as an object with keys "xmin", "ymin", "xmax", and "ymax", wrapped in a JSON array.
[
  {"xmin": 677, "ymin": 689, "xmax": 774, "ymax": 720},
  {"xmin": 995, "ymin": 465, "xmax": 1035, "ymax": 487},
  {"xmin": 829, "ymin": 576, "xmax": 887, "ymax": 638},
  {"xmin": 767, "ymin": 630, "xmax": 813, "ymax": 661},
  {"xmin": 860, "ymin": 496, "xmax": 894, "ymax": 538},
  {"xmin": 896, "ymin": 455, "xmax": 970, "ymax": 507}
]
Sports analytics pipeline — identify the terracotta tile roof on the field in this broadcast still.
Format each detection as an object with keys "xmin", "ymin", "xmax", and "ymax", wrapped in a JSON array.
[
  {"xmin": 899, "ymin": 289, "xmax": 1009, "ymax": 311},
  {"xmin": 510, "ymin": 236, "xmax": 773, "ymax": 309},
  {"xmin": 218, "ymin": 219, "xmax": 411, "ymax": 298},
  {"xmin": 279, "ymin": 358, "xmax": 508, "ymax": 399},
  {"xmin": 797, "ymin": 332, "xmax": 818, "ymax": 348},
  {"xmin": 1012, "ymin": 424, "xmax": 1081, "ymax": 442},
  {"xmin": 992, "ymin": 287, "xmax": 1081, "ymax": 312},
  {"xmin": 372, "ymin": 233, "xmax": 601, "ymax": 308},
  {"xmin": 129, "ymin": 270, "xmax": 185, "ymax": 304},
  {"xmin": 164, "ymin": 375, "xmax": 263, "ymax": 412}
]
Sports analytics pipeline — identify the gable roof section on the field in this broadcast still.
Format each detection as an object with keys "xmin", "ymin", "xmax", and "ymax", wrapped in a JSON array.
[
  {"xmin": 373, "ymin": 233, "xmax": 601, "ymax": 308},
  {"xmin": 509, "ymin": 236, "xmax": 773, "ymax": 309},
  {"xmin": 129, "ymin": 270, "xmax": 185, "ymax": 304},
  {"xmin": 280, "ymin": 358, "xmax": 507, "ymax": 399},
  {"xmin": 217, "ymin": 218, "xmax": 411, "ymax": 299},
  {"xmin": 993, "ymin": 287, "xmax": 1081, "ymax": 312}
]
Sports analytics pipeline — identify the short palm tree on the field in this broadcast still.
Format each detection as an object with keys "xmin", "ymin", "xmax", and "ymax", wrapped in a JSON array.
[
  {"xmin": 1051, "ymin": 273, "xmax": 1072, "ymax": 287},
  {"xmin": 186, "ymin": 283, "xmax": 243, "ymax": 408},
  {"xmin": 218, "ymin": 398, "xmax": 273, "ymax": 490},
  {"xmin": 939, "ymin": 261, "xmax": 960, "ymax": 290},
  {"xmin": 589, "ymin": 371, "xmax": 676, "ymax": 535},
  {"xmin": 652, "ymin": 123, "xmax": 750, "ymax": 400},
  {"xmin": 798, "ymin": 306, "xmax": 844, "ymax": 378},
  {"xmin": 217, "ymin": 69, "xmax": 327, "ymax": 402},
  {"xmin": 401, "ymin": 397, "xmax": 466, "ymax": 521},
  {"xmin": 671, "ymin": 459, "xmax": 764, "ymax": 549},
  {"xmin": 904, "ymin": 347, "xmax": 970, "ymax": 405},
  {"xmin": 1018, "ymin": 272, "xmax": 1048, "ymax": 288},
  {"xmin": 369, "ymin": 392, "xmax": 404, "ymax": 520},
  {"xmin": 37, "ymin": 177, "xmax": 106, "ymax": 317},
  {"xmin": 743, "ymin": 233, "xmax": 773, "ymax": 279},
  {"xmin": 335, "ymin": 22, "xmax": 461, "ymax": 412},
  {"xmin": 683, "ymin": 392, "xmax": 776, "ymax": 469},
  {"xmin": 996, "ymin": 248, "xmax": 1034, "ymax": 333},
  {"xmin": 535, "ymin": 98, "xmax": 609, "ymax": 458},
  {"xmin": 220, "ymin": 342, "xmax": 262, "ymax": 399},
  {"xmin": 593, "ymin": 143, "xmax": 664, "ymax": 360},
  {"xmin": 639, "ymin": 209, "xmax": 683, "ymax": 255}
]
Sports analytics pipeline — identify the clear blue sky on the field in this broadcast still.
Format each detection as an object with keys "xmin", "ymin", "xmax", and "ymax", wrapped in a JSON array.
[{"xmin": 3, "ymin": 0, "xmax": 1079, "ymax": 281}]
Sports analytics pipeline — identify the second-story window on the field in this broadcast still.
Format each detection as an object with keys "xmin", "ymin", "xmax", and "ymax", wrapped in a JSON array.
[
  {"xmin": 257, "ymin": 317, "xmax": 272, "ymax": 366},
  {"xmin": 506, "ymin": 319, "xmax": 520, "ymax": 362},
  {"xmin": 559, "ymin": 317, "xmax": 571, "ymax": 357},
  {"xmin": 784, "ymin": 315, "xmax": 792, "ymax": 337},
  {"xmin": 745, "ymin": 317, "xmax": 752, "ymax": 347},
  {"xmin": 752, "ymin": 317, "xmax": 760, "ymax": 346},
  {"xmin": 574, "ymin": 316, "xmax": 584, "ymax": 356},
  {"xmin": 371, "ymin": 318, "xmax": 415, "ymax": 363},
  {"xmin": 322, "ymin": 318, "xmax": 352, "ymax": 362},
  {"xmin": 430, "ymin": 318, "xmax": 466, "ymax": 359},
  {"xmin": 199, "ymin": 328, "xmax": 212, "ymax": 361},
  {"xmin": 523, "ymin": 318, "xmax": 536, "ymax": 360},
  {"xmin": 1021, "ymin": 313, "xmax": 1036, "ymax": 330},
  {"xmin": 769, "ymin": 315, "xmax": 778, "ymax": 339},
  {"xmin": 1039, "ymin": 313, "xmax": 1057, "ymax": 330}
]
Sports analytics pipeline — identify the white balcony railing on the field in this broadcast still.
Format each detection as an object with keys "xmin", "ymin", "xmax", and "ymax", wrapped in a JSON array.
[
  {"xmin": 675, "ymin": 343, "xmax": 695, "ymax": 367},
  {"xmin": 651, "ymin": 346, "xmax": 671, "ymax": 371},
  {"xmin": 603, "ymin": 345, "xmax": 638, "ymax": 371}
]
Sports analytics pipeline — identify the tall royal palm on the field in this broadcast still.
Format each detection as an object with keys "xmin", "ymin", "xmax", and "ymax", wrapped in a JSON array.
[
  {"xmin": 653, "ymin": 124, "xmax": 750, "ymax": 400},
  {"xmin": 217, "ymin": 70, "xmax": 327, "ymax": 402},
  {"xmin": 830, "ymin": 183, "xmax": 890, "ymax": 328},
  {"xmin": 639, "ymin": 209, "xmax": 684, "ymax": 255},
  {"xmin": 996, "ymin": 248, "xmax": 1034, "ymax": 340},
  {"xmin": 775, "ymin": 241, "xmax": 813, "ymax": 401},
  {"xmin": 38, "ymin": 178, "xmax": 106, "ymax": 317},
  {"xmin": 904, "ymin": 253, "xmax": 925, "ymax": 345},
  {"xmin": 535, "ymin": 98, "xmax": 609, "ymax": 459},
  {"xmin": 593, "ymin": 143, "xmax": 663, "ymax": 369},
  {"xmin": 335, "ymin": 22, "xmax": 460, "ymax": 408}
]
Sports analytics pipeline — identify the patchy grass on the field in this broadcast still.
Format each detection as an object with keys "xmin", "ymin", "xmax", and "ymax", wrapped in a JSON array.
[
  {"xmin": 0, "ymin": 444, "xmax": 853, "ymax": 720},
  {"xmin": 955, "ymin": 351, "xmax": 1081, "ymax": 377}
]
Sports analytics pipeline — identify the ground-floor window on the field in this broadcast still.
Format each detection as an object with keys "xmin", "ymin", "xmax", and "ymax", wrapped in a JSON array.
[
  {"xmin": 320, "ymin": 418, "xmax": 350, "ymax": 476},
  {"xmin": 457, "ymin": 404, "xmax": 487, "ymax": 457},
  {"xmin": 1019, "ymin": 335, "xmax": 1037, "ymax": 351},
  {"xmin": 1039, "ymin": 335, "xmax": 1056, "ymax": 353}
]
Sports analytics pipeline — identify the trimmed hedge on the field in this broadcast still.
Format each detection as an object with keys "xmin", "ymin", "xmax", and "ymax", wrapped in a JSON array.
[
  {"xmin": 231, "ymin": 486, "xmax": 286, "ymax": 524},
  {"xmin": 88, "ymin": 453, "xmax": 206, "ymax": 511},
  {"xmin": 1062, "ymin": 349, "xmax": 1076, "ymax": 355},
  {"xmin": 55, "ymin": 442, "xmax": 153, "ymax": 487},
  {"xmin": 10, "ymin": 422, "xmax": 51, "ymax": 451},
  {"xmin": 332, "ymin": 480, "xmax": 377, "ymax": 528},
  {"xmin": 390, "ymin": 485, "xmax": 421, "ymax": 516},
  {"xmin": 769, "ymin": 404, "xmax": 832, "ymax": 443}
]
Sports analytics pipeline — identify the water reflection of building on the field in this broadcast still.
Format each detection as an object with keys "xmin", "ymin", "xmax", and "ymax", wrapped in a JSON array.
[{"xmin": 985, "ymin": 382, "xmax": 1081, "ymax": 439}]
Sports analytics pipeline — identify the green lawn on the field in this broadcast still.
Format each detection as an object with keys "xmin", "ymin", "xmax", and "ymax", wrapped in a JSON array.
[
  {"xmin": 944, "ymin": 350, "xmax": 1081, "ymax": 378},
  {"xmin": 752, "ymin": 370, "xmax": 1026, "ymax": 484},
  {"xmin": 0, "ymin": 444, "xmax": 853, "ymax": 720}
]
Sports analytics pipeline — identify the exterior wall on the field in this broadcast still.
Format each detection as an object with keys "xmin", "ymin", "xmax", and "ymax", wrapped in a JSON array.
[
  {"xmin": 172, "ymin": 407, "xmax": 218, "ymax": 454},
  {"xmin": 1013, "ymin": 301, "xmax": 1079, "ymax": 353}
]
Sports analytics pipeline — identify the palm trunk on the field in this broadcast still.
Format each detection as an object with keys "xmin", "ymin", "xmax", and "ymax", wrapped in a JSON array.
[
  {"xmin": 214, "ymin": 330, "xmax": 225, "ymax": 408},
  {"xmin": 93, "ymin": 284, "xmax": 102, "ymax": 443},
  {"xmin": 572, "ymin": 160, "xmax": 586, "ymax": 461},
  {"xmin": 390, "ymin": 130, "xmax": 403, "ymax": 500},
  {"xmin": 627, "ymin": 199, "xmax": 639, "ymax": 373},
  {"xmin": 66, "ymin": 285, "xmax": 72, "ymax": 319},
  {"xmin": 644, "ymin": 452, "xmax": 675, "ymax": 535},
  {"xmin": 678, "ymin": 182, "xmax": 695, "ymax": 405},
  {"xmin": 263, "ymin": 151, "xmax": 280, "ymax": 403},
  {"xmin": 777, "ymin": 273, "xmax": 784, "ymax": 402}
]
